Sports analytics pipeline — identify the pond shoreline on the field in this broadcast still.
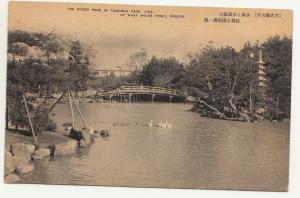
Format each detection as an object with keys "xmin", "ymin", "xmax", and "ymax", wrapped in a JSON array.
[
  {"xmin": 54, "ymin": 98, "xmax": 290, "ymax": 123},
  {"xmin": 4, "ymin": 103, "xmax": 290, "ymax": 191},
  {"xmin": 4, "ymin": 129, "xmax": 98, "ymax": 183}
]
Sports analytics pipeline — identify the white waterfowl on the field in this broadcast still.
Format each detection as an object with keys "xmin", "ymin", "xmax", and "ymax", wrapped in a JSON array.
[
  {"xmin": 161, "ymin": 121, "xmax": 168, "ymax": 128},
  {"xmin": 148, "ymin": 120, "xmax": 153, "ymax": 127},
  {"xmin": 166, "ymin": 121, "xmax": 173, "ymax": 128},
  {"xmin": 158, "ymin": 120, "xmax": 163, "ymax": 128}
]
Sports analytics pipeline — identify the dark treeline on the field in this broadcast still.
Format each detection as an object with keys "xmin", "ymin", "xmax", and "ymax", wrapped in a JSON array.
[
  {"xmin": 6, "ymin": 30, "xmax": 292, "ymax": 134},
  {"xmin": 185, "ymin": 37, "xmax": 292, "ymax": 120},
  {"xmin": 92, "ymin": 36, "xmax": 292, "ymax": 121}
]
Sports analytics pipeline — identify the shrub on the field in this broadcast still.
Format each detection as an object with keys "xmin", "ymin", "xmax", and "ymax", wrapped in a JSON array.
[
  {"xmin": 46, "ymin": 119, "xmax": 57, "ymax": 131},
  {"xmin": 32, "ymin": 107, "xmax": 53, "ymax": 133}
]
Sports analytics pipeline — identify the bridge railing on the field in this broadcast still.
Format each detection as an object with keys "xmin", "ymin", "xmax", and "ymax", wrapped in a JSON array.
[
  {"xmin": 96, "ymin": 85, "xmax": 186, "ymax": 97},
  {"xmin": 119, "ymin": 86, "xmax": 183, "ymax": 95}
]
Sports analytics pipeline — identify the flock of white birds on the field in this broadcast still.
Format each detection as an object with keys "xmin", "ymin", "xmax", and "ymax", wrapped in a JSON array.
[{"xmin": 148, "ymin": 120, "xmax": 173, "ymax": 128}]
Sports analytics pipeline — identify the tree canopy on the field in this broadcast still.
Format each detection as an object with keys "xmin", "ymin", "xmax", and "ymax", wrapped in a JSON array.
[
  {"xmin": 6, "ymin": 30, "xmax": 94, "ymax": 132},
  {"xmin": 126, "ymin": 36, "xmax": 292, "ymax": 120}
]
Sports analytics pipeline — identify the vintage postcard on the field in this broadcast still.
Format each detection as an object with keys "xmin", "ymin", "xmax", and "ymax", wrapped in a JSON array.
[{"xmin": 4, "ymin": 1, "xmax": 292, "ymax": 192}]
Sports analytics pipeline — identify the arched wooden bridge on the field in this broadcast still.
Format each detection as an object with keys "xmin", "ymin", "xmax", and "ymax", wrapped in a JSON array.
[{"xmin": 95, "ymin": 85, "xmax": 197, "ymax": 103}]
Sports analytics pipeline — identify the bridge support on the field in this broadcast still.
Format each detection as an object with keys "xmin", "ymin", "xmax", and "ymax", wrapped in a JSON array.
[
  {"xmin": 169, "ymin": 96, "xmax": 173, "ymax": 103},
  {"xmin": 151, "ymin": 94, "xmax": 155, "ymax": 103},
  {"xmin": 129, "ymin": 94, "xmax": 132, "ymax": 103},
  {"xmin": 98, "ymin": 86, "xmax": 188, "ymax": 103}
]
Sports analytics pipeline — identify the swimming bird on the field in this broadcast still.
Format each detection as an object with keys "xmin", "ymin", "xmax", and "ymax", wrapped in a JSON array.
[
  {"xmin": 148, "ymin": 120, "xmax": 153, "ymax": 127},
  {"xmin": 166, "ymin": 121, "xmax": 173, "ymax": 128},
  {"xmin": 161, "ymin": 121, "xmax": 168, "ymax": 128},
  {"xmin": 158, "ymin": 120, "xmax": 163, "ymax": 128}
]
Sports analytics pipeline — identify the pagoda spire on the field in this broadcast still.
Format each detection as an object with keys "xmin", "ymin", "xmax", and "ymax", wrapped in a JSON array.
[
  {"xmin": 257, "ymin": 46, "xmax": 266, "ymax": 87},
  {"xmin": 256, "ymin": 45, "xmax": 267, "ymax": 118}
]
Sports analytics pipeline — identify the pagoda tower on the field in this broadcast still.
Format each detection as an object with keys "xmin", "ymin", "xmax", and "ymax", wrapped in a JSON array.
[{"xmin": 256, "ymin": 46, "xmax": 267, "ymax": 113}]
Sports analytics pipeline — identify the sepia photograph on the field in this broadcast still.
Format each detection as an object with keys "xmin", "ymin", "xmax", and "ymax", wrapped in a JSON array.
[{"xmin": 4, "ymin": 1, "xmax": 293, "ymax": 192}]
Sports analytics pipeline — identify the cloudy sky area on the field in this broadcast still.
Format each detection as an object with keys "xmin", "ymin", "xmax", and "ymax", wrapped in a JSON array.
[{"xmin": 9, "ymin": 2, "xmax": 293, "ymax": 70}]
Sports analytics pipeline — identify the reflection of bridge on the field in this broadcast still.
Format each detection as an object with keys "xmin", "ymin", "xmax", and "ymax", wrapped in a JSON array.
[{"xmin": 95, "ymin": 85, "xmax": 197, "ymax": 103}]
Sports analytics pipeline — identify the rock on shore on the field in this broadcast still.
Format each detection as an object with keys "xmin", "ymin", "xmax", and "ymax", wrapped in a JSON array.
[
  {"xmin": 69, "ymin": 127, "xmax": 83, "ymax": 141},
  {"xmin": 79, "ymin": 129, "xmax": 92, "ymax": 148},
  {"xmin": 12, "ymin": 156, "xmax": 34, "ymax": 174},
  {"xmin": 4, "ymin": 150, "xmax": 15, "ymax": 176},
  {"xmin": 69, "ymin": 127, "xmax": 94, "ymax": 148},
  {"xmin": 32, "ymin": 148, "xmax": 51, "ymax": 160},
  {"xmin": 100, "ymin": 129, "xmax": 110, "ymax": 137},
  {"xmin": 10, "ymin": 143, "xmax": 35, "ymax": 162},
  {"xmin": 4, "ymin": 143, "xmax": 35, "ymax": 183},
  {"xmin": 5, "ymin": 129, "xmax": 97, "ymax": 183},
  {"xmin": 4, "ymin": 173, "xmax": 21, "ymax": 183},
  {"xmin": 55, "ymin": 140, "xmax": 78, "ymax": 155}
]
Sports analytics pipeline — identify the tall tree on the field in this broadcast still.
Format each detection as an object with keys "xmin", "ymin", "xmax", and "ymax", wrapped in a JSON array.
[
  {"xmin": 126, "ymin": 48, "xmax": 148, "ymax": 72},
  {"xmin": 263, "ymin": 36, "xmax": 292, "ymax": 118},
  {"xmin": 185, "ymin": 44, "xmax": 244, "ymax": 116},
  {"xmin": 7, "ymin": 30, "xmax": 94, "ymax": 133},
  {"xmin": 139, "ymin": 56, "xmax": 185, "ymax": 88},
  {"xmin": 68, "ymin": 40, "xmax": 91, "ymax": 94}
]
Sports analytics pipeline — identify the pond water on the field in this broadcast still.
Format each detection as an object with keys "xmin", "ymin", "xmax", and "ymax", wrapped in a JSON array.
[{"xmin": 20, "ymin": 103, "xmax": 290, "ymax": 191}]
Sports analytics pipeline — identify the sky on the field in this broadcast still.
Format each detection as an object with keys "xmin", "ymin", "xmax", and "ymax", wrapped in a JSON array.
[{"xmin": 8, "ymin": 1, "xmax": 293, "ymax": 70}]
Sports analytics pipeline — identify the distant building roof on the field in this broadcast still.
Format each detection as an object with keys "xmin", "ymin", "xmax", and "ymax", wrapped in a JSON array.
[{"xmin": 91, "ymin": 69, "xmax": 133, "ymax": 77}]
